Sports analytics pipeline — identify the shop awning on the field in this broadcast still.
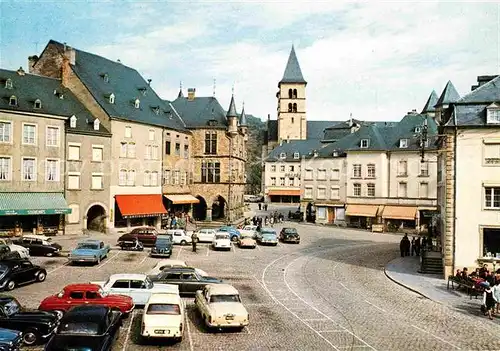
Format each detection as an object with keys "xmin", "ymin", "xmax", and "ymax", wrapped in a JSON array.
[
  {"xmin": 382, "ymin": 206, "xmax": 417, "ymax": 220},
  {"xmin": 0, "ymin": 192, "xmax": 71, "ymax": 216},
  {"xmin": 115, "ymin": 194, "xmax": 167, "ymax": 218},
  {"xmin": 164, "ymin": 194, "xmax": 200, "ymax": 204},
  {"xmin": 268, "ymin": 189, "xmax": 301, "ymax": 196},
  {"xmin": 345, "ymin": 205, "xmax": 379, "ymax": 217}
]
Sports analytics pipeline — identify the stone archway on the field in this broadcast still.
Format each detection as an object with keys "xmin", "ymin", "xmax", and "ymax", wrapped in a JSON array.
[
  {"xmin": 211, "ymin": 195, "xmax": 226, "ymax": 220},
  {"xmin": 87, "ymin": 204, "xmax": 107, "ymax": 232},
  {"xmin": 193, "ymin": 196, "xmax": 207, "ymax": 221}
]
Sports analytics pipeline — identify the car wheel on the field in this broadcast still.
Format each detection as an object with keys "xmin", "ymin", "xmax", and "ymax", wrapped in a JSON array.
[
  {"xmin": 180, "ymin": 240, "xmax": 187, "ymax": 246},
  {"xmin": 22, "ymin": 328, "xmax": 39, "ymax": 346},
  {"xmin": 36, "ymin": 271, "xmax": 46, "ymax": 282},
  {"xmin": 231, "ymin": 236, "xmax": 238, "ymax": 242},
  {"xmin": 46, "ymin": 252, "xmax": 53, "ymax": 257},
  {"xmin": 5, "ymin": 280, "xmax": 15, "ymax": 291}
]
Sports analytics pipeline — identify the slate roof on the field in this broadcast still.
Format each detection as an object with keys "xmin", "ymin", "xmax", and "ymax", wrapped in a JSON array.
[
  {"xmin": 226, "ymin": 95, "xmax": 237, "ymax": 118},
  {"xmin": 456, "ymin": 75, "xmax": 500, "ymax": 104},
  {"xmin": 47, "ymin": 40, "xmax": 186, "ymax": 131},
  {"xmin": 265, "ymin": 120, "xmax": 339, "ymax": 142},
  {"xmin": 170, "ymin": 96, "xmax": 228, "ymax": 129},
  {"xmin": 0, "ymin": 68, "xmax": 110, "ymax": 136},
  {"xmin": 444, "ymin": 104, "xmax": 490, "ymax": 127},
  {"xmin": 421, "ymin": 90, "xmax": 438, "ymax": 113},
  {"xmin": 435, "ymin": 80, "xmax": 460, "ymax": 107},
  {"xmin": 239, "ymin": 105, "xmax": 247, "ymax": 126},
  {"xmin": 266, "ymin": 139, "xmax": 323, "ymax": 162},
  {"xmin": 280, "ymin": 46, "xmax": 307, "ymax": 85}
]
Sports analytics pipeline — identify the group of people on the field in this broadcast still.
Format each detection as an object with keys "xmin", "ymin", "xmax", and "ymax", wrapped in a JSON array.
[
  {"xmin": 258, "ymin": 203, "xmax": 268, "ymax": 211},
  {"xmin": 162, "ymin": 212, "xmax": 191, "ymax": 230},
  {"xmin": 399, "ymin": 234, "xmax": 432, "ymax": 257},
  {"xmin": 249, "ymin": 213, "xmax": 284, "ymax": 229}
]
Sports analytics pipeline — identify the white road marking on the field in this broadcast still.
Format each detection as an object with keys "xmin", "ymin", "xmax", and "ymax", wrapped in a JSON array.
[
  {"xmin": 96, "ymin": 252, "xmax": 120, "ymax": 269},
  {"xmin": 412, "ymin": 325, "xmax": 461, "ymax": 350},
  {"xmin": 206, "ymin": 246, "xmax": 210, "ymax": 256},
  {"xmin": 318, "ymin": 330, "xmax": 345, "ymax": 333},
  {"xmin": 339, "ymin": 282, "xmax": 351, "ymax": 292},
  {"xmin": 48, "ymin": 261, "xmax": 69, "ymax": 274},
  {"xmin": 303, "ymin": 318, "xmax": 329, "ymax": 321},
  {"xmin": 185, "ymin": 310, "xmax": 195, "ymax": 351},
  {"xmin": 122, "ymin": 310, "xmax": 135, "ymax": 351},
  {"xmin": 139, "ymin": 254, "xmax": 148, "ymax": 265},
  {"xmin": 364, "ymin": 300, "xmax": 386, "ymax": 313},
  {"xmin": 176, "ymin": 246, "xmax": 183, "ymax": 259}
]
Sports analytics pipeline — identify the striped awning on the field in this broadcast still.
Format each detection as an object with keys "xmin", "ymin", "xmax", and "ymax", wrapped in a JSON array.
[
  {"xmin": 164, "ymin": 194, "xmax": 200, "ymax": 204},
  {"xmin": 382, "ymin": 206, "xmax": 417, "ymax": 220}
]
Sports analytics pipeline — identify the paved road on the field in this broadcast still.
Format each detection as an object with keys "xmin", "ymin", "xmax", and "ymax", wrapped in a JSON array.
[{"xmin": 12, "ymin": 218, "xmax": 500, "ymax": 350}]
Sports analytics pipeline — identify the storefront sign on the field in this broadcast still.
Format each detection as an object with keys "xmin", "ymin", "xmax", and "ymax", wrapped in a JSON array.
[{"xmin": 0, "ymin": 208, "xmax": 71, "ymax": 216}]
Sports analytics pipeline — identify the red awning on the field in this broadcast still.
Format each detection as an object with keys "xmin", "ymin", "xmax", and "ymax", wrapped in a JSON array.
[{"xmin": 115, "ymin": 195, "xmax": 167, "ymax": 218}]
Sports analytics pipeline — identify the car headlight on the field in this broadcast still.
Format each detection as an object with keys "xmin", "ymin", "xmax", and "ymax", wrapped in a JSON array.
[{"xmin": 54, "ymin": 310, "xmax": 64, "ymax": 319}]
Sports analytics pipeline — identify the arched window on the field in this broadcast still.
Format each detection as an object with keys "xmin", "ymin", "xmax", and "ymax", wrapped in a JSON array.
[
  {"xmin": 70, "ymin": 115, "xmax": 77, "ymax": 128},
  {"xmin": 292, "ymin": 103, "xmax": 297, "ymax": 113},
  {"xmin": 134, "ymin": 99, "xmax": 140, "ymax": 109},
  {"xmin": 288, "ymin": 89, "xmax": 293, "ymax": 99},
  {"xmin": 288, "ymin": 103, "xmax": 292, "ymax": 112},
  {"xmin": 293, "ymin": 89, "xmax": 298, "ymax": 98},
  {"xmin": 109, "ymin": 93, "xmax": 115, "ymax": 104},
  {"xmin": 9, "ymin": 96, "xmax": 17, "ymax": 106},
  {"xmin": 34, "ymin": 99, "xmax": 42, "ymax": 109},
  {"xmin": 93, "ymin": 119, "xmax": 100, "ymax": 131}
]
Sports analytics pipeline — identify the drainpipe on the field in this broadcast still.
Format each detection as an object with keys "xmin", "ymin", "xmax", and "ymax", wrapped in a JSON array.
[{"xmin": 452, "ymin": 105, "xmax": 458, "ymax": 274}]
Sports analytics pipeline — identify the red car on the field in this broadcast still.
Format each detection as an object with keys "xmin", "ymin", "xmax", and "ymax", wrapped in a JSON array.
[
  {"xmin": 38, "ymin": 283, "xmax": 134, "ymax": 316},
  {"xmin": 117, "ymin": 226, "xmax": 158, "ymax": 247}
]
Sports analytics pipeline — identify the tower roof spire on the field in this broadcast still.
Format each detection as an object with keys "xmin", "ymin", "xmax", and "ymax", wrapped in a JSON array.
[
  {"xmin": 435, "ymin": 80, "xmax": 460, "ymax": 107},
  {"xmin": 178, "ymin": 81, "xmax": 184, "ymax": 98},
  {"xmin": 280, "ymin": 45, "xmax": 307, "ymax": 85},
  {"xmin": 421, "ymin": 90, "xmax": 438, "ymax": 113},
  {"xmin": 226, "ymin": 93, "xmax": 237, "ymax": 118},
  {"xmin": 240, "ymin": 101, "xmax": 247, "ymax": 126}
]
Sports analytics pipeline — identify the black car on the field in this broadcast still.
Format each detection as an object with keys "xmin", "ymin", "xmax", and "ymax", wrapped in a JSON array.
[
  {"xmin": 0, "ymin": 296, "xmax": 61, "ymax": 346},
  {"xmin": 279, "ymin": 228, "xmax": 300, "ymax": 244},
  {"xmin": 150, "ymin": 235, "xmax": 172, "ymax": 258},
  {"xmin": 0, "ymin": 259, "xmax": 47, "ymax": 291},
  {"xmin": 148, "ymin": 267, "xmax": 222, "ymax": 296},
  {"xmin": 13, "ymin": 236, "xmax": 62, "ymax": 257},
  {"xmin": 44, "ymin": 305, "xmax": 122, "ymax": 351}
]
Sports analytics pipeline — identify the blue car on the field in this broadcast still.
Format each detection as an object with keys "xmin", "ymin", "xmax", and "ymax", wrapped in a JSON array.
[
  {"xmin": 217, "ymin": 226, "xmax": 241, "ymax": 242},
  {"xmin": 0, "ymin": 328, "xmax": 22, "ymax": 350},
  {"xmin": 68, "ymin": 239, "xmax": 110, "ymax": 265}
]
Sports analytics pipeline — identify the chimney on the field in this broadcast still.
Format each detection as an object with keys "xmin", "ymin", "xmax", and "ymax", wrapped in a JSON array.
[
  {"xmin": 267, "ymin": 113, "xmax": 270, "ymax": 121},
  {"xmin": 187, "ymin": 88, "xmax": 196, "ymax": 101},
  {"xmin": 16, "ymin": 67, "xmax": 25, "ymax": 76},
  {"xmin": 147, "ymin": 79, "xmax": 152, "ymax": 86},
  {"xmin": 28, "ymin": 55, "xmax": 39, "ymax": 73},
  {"xmin": 63, "ymin": 45, "xmax": 76, "ymax": 65}
]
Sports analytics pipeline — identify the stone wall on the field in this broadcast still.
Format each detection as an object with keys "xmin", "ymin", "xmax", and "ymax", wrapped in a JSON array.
[{"xmin": 443, "ymin": 132, "xmax": 455, "ymax": 278}]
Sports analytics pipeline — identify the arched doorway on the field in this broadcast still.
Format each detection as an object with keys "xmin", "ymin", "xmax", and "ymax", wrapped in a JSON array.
[
  {"xmin": 212, "ymin": 196, "xmax": 226, "ymax": 220},
  {"xmin": 306, "ymin": 202, "xmax": 316, "ymax": 223},
  {"xmin": 87, "ymin": 205, "xmax": 106, "ymax": 232},
  {"xmin": 193, "ymin": 196, "xmax": 207, "ymax": 221}
]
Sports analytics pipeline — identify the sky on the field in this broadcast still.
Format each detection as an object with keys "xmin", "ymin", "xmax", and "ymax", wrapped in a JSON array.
[{"xmin": 0, "ymin": 1, "xmax": 499, "ymax": 122}]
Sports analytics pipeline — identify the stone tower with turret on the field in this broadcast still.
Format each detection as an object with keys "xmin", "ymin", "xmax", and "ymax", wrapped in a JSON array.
[{"xmin": 277, "ymin": 45, "xmax": 307, "ymax": 141}]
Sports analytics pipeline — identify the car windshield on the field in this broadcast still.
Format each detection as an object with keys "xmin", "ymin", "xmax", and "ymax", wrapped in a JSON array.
[
  {"xmin": 284, "ymin": 228, "xmax": 297, "ymax": 234},
  {"xmin": 0, "ymin": 264, "xmax": 7, "ymax": 276},
  {"xmin": 156, "ymin": 237, "xmax": 171, "ymax": 244},
  {"xmin": 210, "ymin": 294, "xmax": 241, "ymax": 303},
  {"xmin": 2, "ymin": 299, "xmax": 20, "ymax": 316},
  {"xmin": 215, "ymin": 234, "xmax": 229, "ymax": 240},
  {"xmin": 262, "ymin": 233, "xmax": 276, "ymax": 238},
  {"xmin": 241, "ymin": 233, "xmax": 253, "ymax": 239},
  {"xmin": 261, "ymin": 230, "xmax": 276, "ymax": 235},
  {"xmin": 76, "ymin": 243, "xmax": 98, "ymax": 250},
  {"xmin": 58, "ymin": 322, "xmax": 100, "ymax": 335},
  {"xmin": 146, "ymin": 303, "xmax": 180, "ymax": 315}
]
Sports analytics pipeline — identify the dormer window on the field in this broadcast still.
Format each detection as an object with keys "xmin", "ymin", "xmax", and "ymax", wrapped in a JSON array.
[
  {"xmin": 9, "ymin": 95, "xmax": 17, "ymax": 106},
  {"xmin": 279, "ymin": 152, "xmax": 286, "ymax": 159},
  {"xmin": 399, "ymin": 138, "xmax": 408, "ymax": 148},
  {"xmin": 487, "ymin": 103, "xmax": 500, "ymax": 124},
  {"xmin": 70, "ymin": 115, "xmax": 77, "ymax": 128},
  {"xmin": 360, "ymin": 139, "xmax": 370, "ymax": 148},
  {"xmin": 134, "ymin": 99, "xmax": 140, "ymax": 109},
  {"xmin": 34, "ymin": 99, "xmax": 42, "ymax": 109},
  {"xmin": 415, "ymin": 126, "xmax": 421, "ymax": 133},
  {"xmin": 109, "ymin": 93, "xmax": 115, "ymax": 104},
  {"xmin": 102, "ymin": 73, "xmax": 109, "ymax": 83},
  {"xmin": 4, "ymin": 79, "xmax": 12, "ymax": 89},
  {"xmin": 93, "ymin": 119, "xmax": 100, "ymax": 131},
  {"xmin": 420, "ymin": 139, "xmax": 429, "ymax": 148},
  {"xmin": 152, "ymin": 106, "xmax": 160, "ymax": 115},
  {"xmin": 138, "ymin": 87, "xmax": 147, "ymax": 96},
  {"xmin": 293, "ymin": 152, "xmax": 299, "ymax": 159}
]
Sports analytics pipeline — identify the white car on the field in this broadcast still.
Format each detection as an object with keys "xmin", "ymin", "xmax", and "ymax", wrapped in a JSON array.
[
  {"xmin": 239, "ymin": 225, "xmax": 258, "ymax": 238},
  {"xmin": 148, "ymin": 259, "xmax": 209, "ymax": 277},
  {"xmin": 91, "ymin": 273, "xmax": 179, "ymax": 305},
  {"xmin": 195, "ymin": 229, "xmax": 217, "ymax": 243},
  {"xmin": 166, "ymin": 229, "xmax": 192, "ymax": 245},
  {"xmin": 0, "ymin": 238, "xmax": 29, "ymax": 258},
  {"xmin": 212, "ymin": 232, "xmax": 231, "ymax": 251},
  {"xmin": 141, "ymin": 293, "xmax": 185, "ymax": 341}
]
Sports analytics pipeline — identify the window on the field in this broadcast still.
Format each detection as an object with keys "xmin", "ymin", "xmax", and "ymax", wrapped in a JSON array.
[
  {"xmin": 103, "ymin": 74, "xmax": 109, "ymax": 83},
  {"xmin": 420, "ymin": 161, "xmax": 429, "ymax": 176},
  {"xmin": 127, "ymin": 170, "xmax": 135, "ymax": 186},
  {"xmin": 68, "ymin": 173, "xmax": 80, "ymax": 189},
  {"xmin": 352, "ymin": 164, "xmax": 361, "ymax": 178},
  {"xmin": 280, "ymin": 177, "xmax": 285, "ymax": 186},
  {"xmin": 68, "ymin": 204, "xmax": 80, "ymax": 223},
  {"xmin": 22, "ymin": 158, "xmax": 36, "ymax": 181},
  {"xmin": 151, "ymin": 171, "xmax": 158, "ymax": 186},
  {"xmin": 205, "ymin": 132, "xmax": 217, "ymax": 155},
  {"xmin": 4, "ymin": 79, "xmax": 12, "ymax": 89},
  {"xmin": 353, "ymin": 183, "xmax": 361, "ymax": 196},
  {"xmin": 291, "ymin": 117, "xmax": 294, "ymax": 124},
  {"xmin": 288, "ymin": 89, "xmax": 293, "ymax": 99},
  {"xmin": 173, "ymin": 170, "xmax": 180, "ymax": 185},
  {"xmin": 145, "ymin": 145, "xmax": 152, "ymax": 160},
  {"xmin": 165, "ymin": 141, "xmax": 171, "ymax": 155},
  {"xmin": 175, "ymin": 143, "xmax": 180, "ymax": 156},
  {"xmin": 46, "ymin": 159, "xmax": 60, "ymax": 181},
  {"xmin": 70, "ymin": 115, "xmax": 77, "ymax": 128},
  {"xmin": 134, "ymin": 99, "xmax": 140, "ymax": 109},
  {"xmin": 485, "ymin": 187, "xmax": 500, "ymax": 209},
  {"xmin": 271, "ymin": 165, "xmax": 276, "ymax": 172},
  {"xmin": 288, "ymin": 165, "xmax": 294, "ymax": 172},
  {"xmin": 91, "ymin": 174, "xmax": 103, "ymax": 189},
  {"xmin": 119, "ymin": 170, "xmax": 127, "ymax": 186},
  {"xmin": 317, "ymin": 207, "xmax": 326, "ymax": 219},
  {"xmin": 201, "ymin": 162, "xmax": 221, "ymax": 183},
  {"xmin": 9, "ymin": 95, "xmax": 17, "ymax": 106},
  {"xmin": 271, "ymin": 177, "xmax": 276, "ymax": 186},
  {"xmin": 293, "ymin": 89, "xmax": 297, "ymax": 98},
  {"xmin": 93, "ymin": 119, "xmax": 100, "ymax": 131},
  {"xmin": 148, "ymin": 129, "xmax": 155, "ymax": 141},
  {"xmin": 330, "ymin": 187, "xmax": 340, "ymax": 199},
  {"xmin": 279, "ymin": 165, "xmax": 285, "ymax": 172},
  {"xmin": 317, "ymin": 169, "xmax": 326, "ymax": 180},
  {"xmin": 317, "ymin": 187, "xmax": 326, "ymax": 199},
  {"xmin": 46, "ymin": 127, "xmax": 59, "ymax": 147},
  {"xmin": 120, "ymin": 142, "xmax": 127, "ymax": 158},
  {"xmin": 184, "ymin": 145, "xmax": 189, "ymax": 159},
  {"xmin": 0, "ymin": 122, "xmax": 11, "ymax": 142},
  {"xmin": 69, "ymin": 291, "xmax": 84, "ymax": 299},
  {"xmin": 23, "ymin": 124, "xmax": 36, "ymax": 145},
  {"xmin": 288, "ymin": 103, "xmax": 292, "ymax": 112},
  {"xmin": 331, "ymin": 169, "xmax": 340, "ymax": 180},
  {"xmin": 483, "ymin": 142, "xmax": 500, "ymax": 165},
  {"xmin": 360, "ymin": 139, "xmax": 369, "ymax": 148},
  {"xmin": 293, "ymin": 152, "xmax": 299, "ymax": 159},
  {"xmin": 367, "ymin": 164, "xmax": 375, "ymax": 178},
  {"xmin": 399, "ymin": 139, "xmax": 408, "ymax": 148},
  {"xmin": 292, "ymin": 103, "xmax": 297, "ymax": 113},
  {"xmin": 399, "ymin": 182, "xmax": 407, "ymax": 197},
  {"xmin": 152, "ymin": 146, "xmax": 159, "ymax": 160},
  {"xmin": 398, "ymin": 160, "xmax": 408, "ymax": 176},
  {"xmin": 111, "ymin": 280, "xmax": 129, "ymax": 289},
  {"xmin": 288, "ymin": 177, "xmax": 294, "ymax": 186},
  {"xmin": 487, "ymin": 108, "xmax": 500, "ymax": 124},
  {"xmin": 68, "ymin": 144, "xmax": 81, "ymax": 160},
  {"xmin": 419, "ymin": 182, "xmax": 429, "ymax": 198},
  {"xmin": 305, "ymin": 169, "xmax": 313, "ymax": 180},
  {"xmin": 163, "ymin": 170, "xmax": 171, "ymax": 185},
  {"xmin": 144, "ymin": 171, "xmax": 151, "ymax": 186},
  {"xmin": 109, "ymin": 93, "xmax": 115, "ymax": 104},
  {"xmin": 127, "ymin": 142, "xmax": 136, "ymax": 158},
  {"xmin": 0, "ymin": 157, "xmax": 11, "ymax": 180},
  {"xmin": 34, "ymin": 99, "xmax": 42, "ymax": 109},
  {"xmin": 367, "ymin": 183, "xmax": 375, "ymax": 197},
  {"xmin": 482, "ymin": 228, "xmax": 500, "ymax": 257},
  {"xmin": 125, "ymin": 126, "xmax": 132, "ymax": 138},
  {"xmin": 92, "ymin": 146, "xmax": 103, "ymax": 162},
  {"xmin": 86, "ymin": 291, "xmax": 99, "ymax": 299},
  {"xmin": 305, "ymin": 187, "xmax": 313, "ymax": 199}
]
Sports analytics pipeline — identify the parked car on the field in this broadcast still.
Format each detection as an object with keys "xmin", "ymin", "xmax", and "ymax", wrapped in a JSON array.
[
  {"xmin": 141, "ymin": 293, "xmax": 184, "ymax": 341},
  {"xmin": 39, "ymin": 283, "xmax": 134, "ymax": 316},
  {"xmin": 289, "ymin": 210, "xmax": 303, "ymax": 220},
  {"xmin": 195, "ymin": 229, "xmax": 217, "ymax": 243},
  {"xmin": 44, "ymin": 305, "xmax": 121, "ymax": 351},
  {"xmin": 0, "ymin": 240, "xmax": 29, "ymax": 259},
  {"xmin": 212, "ymin": 233, "xmax": 231, "ymax": 251},
  {"xmin": 195, "ymin": 284, "xmax": 249, "ymax": 330},
  {"xmin": 118, "ymin": 227, "xmax": 158, "ymax": 247},
  {"xmin": 256, "ymin": 228, "xmax": 278, "ymax": 246},
  {"xmin": 91, "ymin": 273, "xmax": 179, "ymax": 306},
  {"xmin": 68, "ymin": 239, "xmax": 110, "ymax": 265},
  {"xmin": 238, "ymin": 233, "xmax": 256, "ymax": 249},
  {"xmin": 239, "ymin": 225, "xmax": 258, "ymax": 238},
  {"xmin": 166, "ymin": 229, "xmax": 192, "ymax": 245},
  {"xmin": 0, "ymin": 246, "xmax": 20, "ymax": 261},
  {"xmin": 147, "ymin": 260, "xmax": 208, "ymax": 277},
  {"xmin": 150, "ymin": 235, "xmax": 172, "ymax": 258},
  {"xmin": 0, "ymin": 296, "xmax": 61, "ymax": 346},
  {"xmin": 279, "ymin": 228, "xmax": 300, "ymax": 244},
  {"xmin": 148, "ymin": 267, "xmax": 222, "ymax": 296},
  {"xmin": 13, "ymin": 235, "xmax": 62, "ymax": 257},
  {"xmin": 0, "ymin": 328, "xmax": 22, "ymax": 351},
  {"xmin": 217, "ymin": 226, "xmax": 240, "ymax": 242},
  {"xmin": 0, "ymin": 259, "xmax": 47, "ymax": 291}
]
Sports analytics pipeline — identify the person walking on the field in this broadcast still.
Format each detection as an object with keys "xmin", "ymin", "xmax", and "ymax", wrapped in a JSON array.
[
  {"xmin": 493, "ymin": 280, "xmax": 500, "ymax": 315},
  {"xmin": 258, "ymin": 203, "xmax": 262, "ymax": 211},
  {"xmin": 400, "ymin": 234, "xmax": 410, "ymax": 257},
  {"xmin": 483, "ymin": 282, "xmax": 497, "ymax": 319},
  {"xmin": 411, "ymin": 237, "xmax": 416, "ymax": 256},
  {"xmin": 415, "ymin": 237, "xmax": 421, "ymax": 256},
  {"xmin": 400, "ymin": 237, "xmax": 406, "ymax": 257},
  {"xmin": 191, "ymin": 232, "xmax": 198, "ymax": 253}
]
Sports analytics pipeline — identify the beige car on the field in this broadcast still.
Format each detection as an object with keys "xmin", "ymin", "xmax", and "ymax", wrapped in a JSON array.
[
  {"xmin": 195, "ymin": 284, "xmax": 249, "ymax": 330},
  {"xmin": 237, "ymin": 233, "xmax": 256, "ymax": 249}
]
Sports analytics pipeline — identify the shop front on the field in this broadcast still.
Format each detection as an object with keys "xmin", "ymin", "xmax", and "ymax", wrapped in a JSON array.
[
  {"xmin": 315, "ymin": 204, "xmax": 346, "ymax": 225},
  {"xmin": 163, "ymin": 194, "xmax": 200, "ymax": 216},
  {"xmin": 114, "ymin": 194, "xmax": 167, "ymax": 229},
  {"xmin": 345, "ymin": 204, "xmax": 381, "ymax": 229},
  {"xmin": 267, "ymin": 189, "xmax": 300, "ymax": 203},
  {"xmin": 381, "ymin": 206, "xmax": 418, "ymax": 232},
  {"xmin": 0, "ymin": 192, "xmax": 71, "ymax": 236}
]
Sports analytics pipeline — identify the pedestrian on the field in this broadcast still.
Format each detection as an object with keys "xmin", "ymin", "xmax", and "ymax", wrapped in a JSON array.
[
  {"xmin": 264, "ymin": 203, "xmax": 268, "ymax": 211},
  {"xmin": 411, "ymin": 237, "xmax": 416, "ymax": 256},
  {"xmin": 415, "ymin": 237, "xmax": 421, "ymax": 256},
  {"xmin": 258, "ymin": 203, "xmax": 262, "ymax": 211},
  {"xmin": 400, "ymin": 234, "xmax": 410, "ymax": 257},
  {"xmin": 483, "ymin": 282, "xmax": 497, "ymax": 319},
  {"xmin": 399, "ymin": 237, "xmax": 406, "ymax": 257},
  {"xmin": 270, "ymin": 216, "xmax": 274, "ymax": 227},
  {"xmin": 191, "ymin": 232, "xmax": 198, "ymax": 253},
  {"xmin": 494, "ymin": 280, "xmax": 500, "ymax": 314}
]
